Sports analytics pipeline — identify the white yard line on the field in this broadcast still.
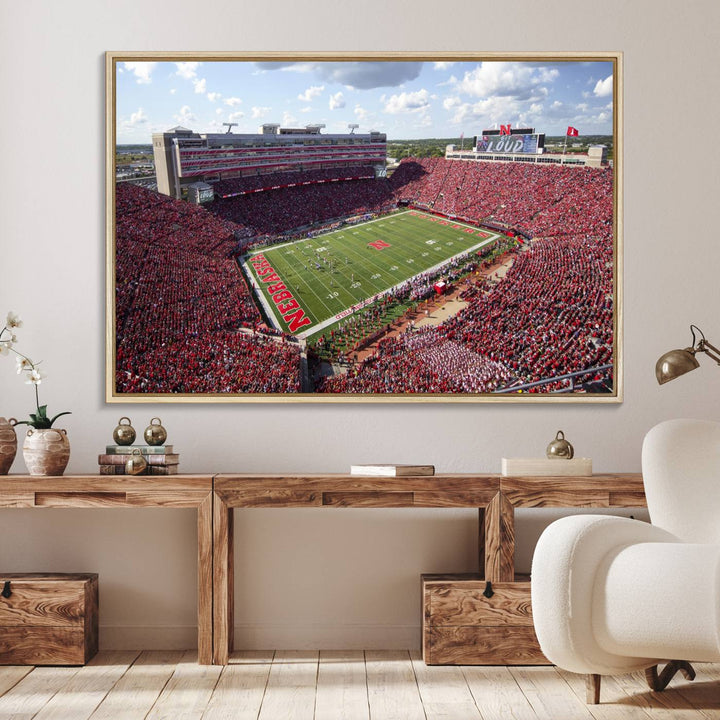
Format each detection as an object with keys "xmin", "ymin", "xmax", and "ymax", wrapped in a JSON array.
[
  {"xmin": 244, "ymin": 210, "xmax": 502, "ymax": 339},
  {"xmin": 299, "ymin": 233, "xmax": 499, "ymax": 340}
]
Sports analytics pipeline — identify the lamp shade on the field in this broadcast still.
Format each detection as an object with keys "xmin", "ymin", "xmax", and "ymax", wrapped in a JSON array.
[{"xmin": 655, "ymin": 348, "xmax": 700, "ymax": 385}]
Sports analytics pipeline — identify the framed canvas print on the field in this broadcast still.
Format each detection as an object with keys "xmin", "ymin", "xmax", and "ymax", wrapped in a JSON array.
[{"xmin": 106, "ymin": 52, "xmax": 622, "ymax": 403}]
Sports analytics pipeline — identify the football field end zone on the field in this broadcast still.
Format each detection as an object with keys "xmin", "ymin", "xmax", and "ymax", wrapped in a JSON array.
[{"xmin": 241, "ymin": 211, "xmax": 502, "ymax": 338}]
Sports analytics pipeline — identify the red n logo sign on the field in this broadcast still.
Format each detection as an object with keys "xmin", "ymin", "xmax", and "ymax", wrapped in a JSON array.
[
  {"xmin": 500, "ymin": 124, "xmax": 511, "ymax": 135},
  {"xmin": 368, "ymin": 240, "xmax": 391, "ymax": 250}
]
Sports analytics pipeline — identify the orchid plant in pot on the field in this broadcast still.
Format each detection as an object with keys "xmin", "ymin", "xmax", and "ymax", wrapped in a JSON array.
[{"xmin": 1, "ymin": 312, "xmax": 72, "ymax": 475}]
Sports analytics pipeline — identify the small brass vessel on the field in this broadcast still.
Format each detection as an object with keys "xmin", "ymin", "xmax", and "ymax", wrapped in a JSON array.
[
  {"xmin": 546, "ymin": 430, "xmax": 574, "ymax": 459},
  {"xmin": 113, "ymin": 417, "xmax": 136, "ymax": 446},
  {"xmin": 144, "ymin": 418, "xmax": 167, "ymax": 446},
  {"xmin": 125, "ymin": 448, "xmax": 147, "ymax": 475}
]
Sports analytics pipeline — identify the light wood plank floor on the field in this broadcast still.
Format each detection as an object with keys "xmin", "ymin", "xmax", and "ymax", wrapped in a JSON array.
[{"xmin": 0, "ymin": 651, "xmax": 717, "ymax": 720}]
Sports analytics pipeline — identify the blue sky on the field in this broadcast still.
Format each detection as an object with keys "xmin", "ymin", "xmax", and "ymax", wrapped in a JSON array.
[{"xmin": 116, "ymin": 59, "xmax": 614, "ymax": 144}]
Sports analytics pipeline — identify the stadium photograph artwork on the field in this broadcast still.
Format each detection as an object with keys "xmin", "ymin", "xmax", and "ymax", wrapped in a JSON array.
[{"xmin": 106, "ymin": 52, "xmax": 622, "ymax": 402}]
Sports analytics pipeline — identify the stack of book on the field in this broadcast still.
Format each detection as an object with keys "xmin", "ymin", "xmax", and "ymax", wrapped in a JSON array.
[{"xmin": 98, "ymin": 445, "xmax": 180, "ymax": 475}]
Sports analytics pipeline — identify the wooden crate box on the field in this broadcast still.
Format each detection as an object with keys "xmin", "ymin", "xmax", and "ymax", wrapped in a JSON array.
[
  {"xmin": 0, "ymin": 573, "xmax": 98, "ymax": 665},
  {"xmin": 422, "ymin": 573, "xmax": 548, "ymax": 665}
]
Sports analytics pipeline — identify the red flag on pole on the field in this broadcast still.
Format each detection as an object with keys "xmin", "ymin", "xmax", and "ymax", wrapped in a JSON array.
[{"xmin": 567, "ymin": 126, "xmax": 579, "ymax": 137}]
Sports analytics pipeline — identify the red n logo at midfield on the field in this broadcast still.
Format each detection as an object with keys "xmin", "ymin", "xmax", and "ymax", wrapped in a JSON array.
[{"xmin": 368, "ymin": 240, "xmax": 391, "ymax": 250}]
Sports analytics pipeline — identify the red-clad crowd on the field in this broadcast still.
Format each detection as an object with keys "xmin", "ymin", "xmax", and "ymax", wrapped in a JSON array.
[
  {"xmin": 115, "ymin": 183, "xmax": 301, "ymax": 394},
  {"xmin": 116, "ymin": 155, "xmax": 614, "ymax": 395},
  {"xmin": 208, "ymin": 177, "xmax": 396, "ymax": 235},
  {"xmin": 318, "ymin": 158, "xmax": 614, "ymax": 394}
]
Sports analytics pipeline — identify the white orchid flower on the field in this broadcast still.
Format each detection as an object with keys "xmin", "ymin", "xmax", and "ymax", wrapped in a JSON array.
[
  {"xmin": 0, "ymin": 341, "xmax": 10, "ymax": 356},
  {"xmin": 25, "ymin": 368, "xmax": 46, "ymax": 385},
  {"xmin": 6, "ymin": 312, "xmax": 22, "ymax": 329},
  {"xmin": 16, "ymin": 356, "xmax": 33, "ymax": 373}
]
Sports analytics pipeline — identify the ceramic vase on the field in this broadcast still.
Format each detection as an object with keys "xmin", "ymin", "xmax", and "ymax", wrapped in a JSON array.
[
  {"xmin": 22, "ymin": 428, "xmax": 70, "ymax": 476},
  {"xmin": 0, "ymin": 417, "xmax": 17, "ymax": 475}
]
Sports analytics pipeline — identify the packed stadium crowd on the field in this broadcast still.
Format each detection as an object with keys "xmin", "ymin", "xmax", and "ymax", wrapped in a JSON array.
[
  {"xmin": 209, "ymin": 177, "xmax": 395, "ymax": 235},
  {"xmin": 318, "ymin": 158, "xmax": 614, "ymax": 393},
  {"xmin": 116, "ymin": 154, "xmax": 614, "ymax": 394},
  {"xmin": 115, "ymin": 183, "xmax": 301, "ymax": 393}
]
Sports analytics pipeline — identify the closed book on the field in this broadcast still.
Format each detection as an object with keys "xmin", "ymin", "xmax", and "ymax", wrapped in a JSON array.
[
  {"xmin": 98, "ymin": 453, "xmax": 179, "ymax": 466},
  {"xmin": 501, "ymin": 457, "xmax": 592, "ymax": 476},
  {"xmin": 105, "ymin": 445, "xmax": 174, "ymax": 455},
  {"xmin": 98, "ymin": 464, "xmax": 125, "ymax": 475},
  {"xmin": 147, "ymin": 465, "xmax": 179, "ymax": 475},
  {"xmin": 98, "ymin": 464, "xmax": 179, "ymax": 475},
  {"xmin": 350, "ymin": 464, "xmax": 435, "ymax": 477}
]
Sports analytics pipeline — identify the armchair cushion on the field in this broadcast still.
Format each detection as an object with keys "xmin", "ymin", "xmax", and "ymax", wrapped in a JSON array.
[
  {"xmin": 594, "ymin": 541, "xmax": 720, "ymax": 662},
  {"xmin": 531, "ymin": 514, "xmax": 680, "ymax": 674}
]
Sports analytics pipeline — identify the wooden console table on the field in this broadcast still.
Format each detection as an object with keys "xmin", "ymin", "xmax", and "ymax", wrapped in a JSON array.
[
  {"xmin": 212, "ymin": 473, "xmax": 645, "ymax": 665},
  {"xmin": 0, "ymin": 475, "xmax": 214, "ymax": 665},
  {"xmin": 0, "ymin": 473, "xmax": 647, "ymax": 666}
]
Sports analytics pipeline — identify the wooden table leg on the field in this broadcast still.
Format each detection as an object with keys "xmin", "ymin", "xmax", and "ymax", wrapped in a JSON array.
[
  {"xmin": 197, "ymin": 493, "xmax": 213, "ymax": 665},
  {"xmin": 483, "ymin": 492, "xmax": 515, "ymax": 582},
  {"xmin": 213, "ymin": 492, "xmax": 234, "ymax": 665}
]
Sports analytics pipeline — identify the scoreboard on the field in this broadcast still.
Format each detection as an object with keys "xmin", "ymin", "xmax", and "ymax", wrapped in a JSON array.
[
  {"xmin": 473, "ymin": 127, "xmax": 545, "ymax": 155},
  {"xmin": 475, "ymin": 133, "xmax": 543, "ymax": 155}
]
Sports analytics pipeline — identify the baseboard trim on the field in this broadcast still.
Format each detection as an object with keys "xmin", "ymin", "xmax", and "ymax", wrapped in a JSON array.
[
  {"xmin": 233, "ymin": 623, "xmax": 421, "ymax": 650},
  {"xmin": 99, "ymin": 623, "xmax": 421, "ymax": 650},
  {"xmin": 100, "ymin": 625, "xmax": 198, "ymax": 650}
]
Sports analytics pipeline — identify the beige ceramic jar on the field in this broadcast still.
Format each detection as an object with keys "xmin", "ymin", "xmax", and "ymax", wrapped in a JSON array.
[
  {"xmin": 22, "ymin": 427, "xmax": 70, "ymax": 476},
  {"xmin": 0, "ymin": 417, "xmax": 17, "ymax": 475}
]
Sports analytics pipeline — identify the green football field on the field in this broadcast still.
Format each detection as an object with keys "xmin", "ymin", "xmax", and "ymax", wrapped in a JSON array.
[{"xmin": 242, "ymin": 210, "xmax": 501, "ymax": 339}]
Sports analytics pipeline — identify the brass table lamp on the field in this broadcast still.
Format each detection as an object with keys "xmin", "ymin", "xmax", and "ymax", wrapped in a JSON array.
[{"xmin": 655, "ymin": 325, "xmax": 720, "ymax": 384}]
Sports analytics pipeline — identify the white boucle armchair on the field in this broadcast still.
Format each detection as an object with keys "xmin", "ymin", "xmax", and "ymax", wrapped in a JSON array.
[{"xmin": 531, "ymin": 418, "xmax": 720, "ymax": 704}]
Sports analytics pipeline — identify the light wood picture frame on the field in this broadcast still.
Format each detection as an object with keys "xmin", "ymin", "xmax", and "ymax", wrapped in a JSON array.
[{"xmin": 107, "ymin": 52, "xmax": 622, "ymax": 403}]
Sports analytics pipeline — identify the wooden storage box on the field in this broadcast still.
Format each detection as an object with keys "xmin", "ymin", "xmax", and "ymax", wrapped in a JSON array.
[
  {"xmin": 0, "ymin": 573, "xmax": 98, "ymax": 665},
  {"xmin": 422, "ymin": 573, "xmax": 548, "ymax": 665}
]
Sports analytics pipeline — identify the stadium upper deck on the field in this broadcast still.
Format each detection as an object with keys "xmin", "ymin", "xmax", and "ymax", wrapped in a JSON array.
[{"xmin": 153, "ymin": 124, "xmax": 387, "ymax": 200}]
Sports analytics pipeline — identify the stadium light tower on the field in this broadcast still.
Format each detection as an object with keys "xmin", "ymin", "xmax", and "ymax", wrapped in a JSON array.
[
  {"xmin": 348, "ymin": 123, "xmax": 359, "ymax": 134},
  {"xmin": 223, "ymin": 123, "xmax": 238, "ymax": 134}
]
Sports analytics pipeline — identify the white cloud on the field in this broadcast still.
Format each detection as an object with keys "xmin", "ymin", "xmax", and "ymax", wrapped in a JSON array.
[
  {"xmin": 298, "ymin": 85, "xmax": 324, "ymax": 102},
  {"xmin": 130, "ymin": 108, "xmax": 148, "ymax": 125},
  {"xmin": 193, "ymin": 78, "xmax": 207, "ymax": 95},
  {"xmin": 457, "ymin": 62, "xmax": 558, "ymax": 101},
  {"xmin": 207, "ymin": 92, "xmax": 222, "ymax": 102},
  {"xmin": 281, "ymin": 111, "xmax": 298, "ymax": 127},
  {"xmin": 169, "ymin": 88, "xmax": 176, "ymax": 95},
  {"xmin": 383, "ymin": 89, "xmax": 430, "ymax": 114},
  {"xmin": 251, "ymin": 106, "xmax": 271, "ymax": 119},
  {"xmin": 123, "ymin": 62, "xmax": 156, "ymax": 85},
  {"xmin": 299, "ymin": 106, "xmax": 312, "ymax": 113},
  {"xmin": 229, "ymin": 111, "xmax": 245, "ymax": 122},
  {"xmin": 434, "ymin": 62, "xmax": 455, "ymax": 70},
  {"xmin": 593, "ymin": 75, "xmax": 613, "ymax": 98},
  {"xmin": 329, "ymin": 91, "xmax": 345, "ymax": 110},
  {"xmin": 175, "ymin": 62, "xmax": 200, "ymax": 80},
  {"xmin": 443, "ymin": 95, "xmax": 529, "ymax": 129},
  {"xmin": 224, "ymin": 97, "xmax": 242, "ymax": 107},
  {"xmin": 174, "ymin": 105, "xmax": 196, "ymax": 124},
  {"xmin": 216, "ymin": 108, "xmax": 223, "ymax": 115},
  {"xmin": 354, "ymin": 104, "xmax": 370, "ymax": 123}
]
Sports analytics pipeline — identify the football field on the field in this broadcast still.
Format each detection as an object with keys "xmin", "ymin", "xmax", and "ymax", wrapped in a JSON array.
[{"xmin": 242, "ymin": 210, "xmax": 501, "ymax": 338}]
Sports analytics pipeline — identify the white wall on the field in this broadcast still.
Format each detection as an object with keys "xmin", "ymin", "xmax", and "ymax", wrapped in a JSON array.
[{"xmin": 1, "ymin": 0, "xmax": 719, "ymax": 650}]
